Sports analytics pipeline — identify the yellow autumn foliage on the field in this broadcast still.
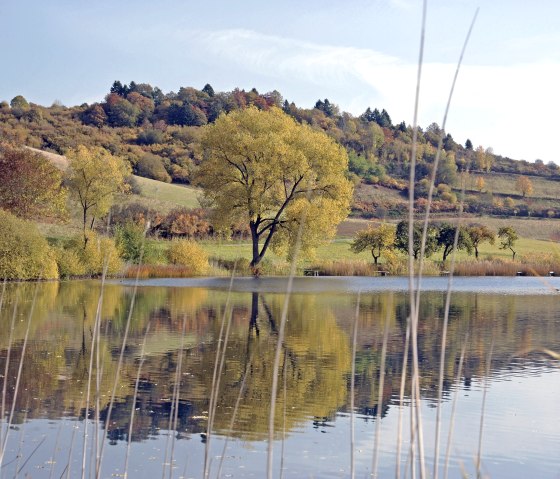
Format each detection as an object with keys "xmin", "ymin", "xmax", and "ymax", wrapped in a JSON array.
[
  {"xmin": 0, "ymin": 209, "xmax": 58, "ymax": 279},
  {"xmin": 167, "ymin": 239, "xmax": 209, "ymax": 275}
]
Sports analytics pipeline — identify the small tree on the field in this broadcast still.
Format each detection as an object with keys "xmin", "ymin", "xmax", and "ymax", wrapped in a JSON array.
[
  {"xmin": 498, "ymin": 226, "xmax": 518, "ymax": 260},
  {"xmin": 466, "ymin": 224, "xmax": 495, "ymax": 259},
  {"xmin": 436, "ymin": 224, "xmax": 473, "ymax": 262},
  {"xmin": 0, "ymin": 144, "xmax": 67, "ymax": 219},
  {"xmin": 65, "ymin": 145, "xmax": 131, "ymax": 244},
  {"xmin": 350, "ymin": 223, "xmax": 395, "ymax": 265},
  {"xmin": 516, "ymin": 175, "xmax": 533, "ymax": 198},
  {"xmin": 395, "ymin": 220, "xmax": 439, "ymax": 260},
  {"xmin": 475, "ymin": 176, "xmax": 485, "ymax": 192}
]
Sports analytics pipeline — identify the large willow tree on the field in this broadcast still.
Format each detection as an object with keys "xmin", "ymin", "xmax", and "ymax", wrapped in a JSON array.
[{"xmin": 197, "ymin": 107, "xmax": 353, "ymax": 268}]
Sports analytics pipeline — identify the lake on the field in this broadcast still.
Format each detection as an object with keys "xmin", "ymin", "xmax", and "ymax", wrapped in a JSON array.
[{"xmin": 0, "ymin": 276, "xmax": 559, "ymax": 478}]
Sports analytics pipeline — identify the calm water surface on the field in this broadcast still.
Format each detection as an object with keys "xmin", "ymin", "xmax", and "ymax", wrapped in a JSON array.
[{"xmin": 0, "ymin": 277, "xmax": 559, "ymax": 478}]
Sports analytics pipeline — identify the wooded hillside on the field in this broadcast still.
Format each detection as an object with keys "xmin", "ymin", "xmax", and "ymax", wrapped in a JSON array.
[{"xmin": 2, "ymin": 81, "xmax": 559, "ymax": 220}]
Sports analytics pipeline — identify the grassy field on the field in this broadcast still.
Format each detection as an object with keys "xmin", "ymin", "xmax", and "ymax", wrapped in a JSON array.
[
  {"xmin": 130, "ymin": 175, "xmax": 201, "ymax": 210},
  {"xmin": 465, "ymin": 171, "xmax": 560, "ymax": 200},
  {"xmin": 38, "ymin": 176, "xmax": 202, "ymax": 241},
  {"xmin": 337, "ymin": 215, "xmax": 560, "ymax": 241},
  {"xmin": 198, "ymin": 235, "xmax": 558, "ymax": 267}
]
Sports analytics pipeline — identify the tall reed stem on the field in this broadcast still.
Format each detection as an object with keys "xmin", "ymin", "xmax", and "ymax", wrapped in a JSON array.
[
  {"xmin": 350, "ymin": 292, "xmax": 361, "ymax": 479},
  {"xmin": 372, "ymin": 301, "xmax": 391, "ymax": 478},
  {"xmin": 443, "ymin": 338, "xmax": 467, "ymax": 479},
  {"xmin": 204, "ymin": 261, "xmax": 237, "ymax": 479},
  {"xmin": 405, "ymin": 1, "xmax": 428, "ymax": 477},
  {"xmin": 267, "ymin": 191, "xmax": 310, "ymax": 479},
  {"xmin": 476, "ymin": 341, "xmax": 493, "ymax": 479}
]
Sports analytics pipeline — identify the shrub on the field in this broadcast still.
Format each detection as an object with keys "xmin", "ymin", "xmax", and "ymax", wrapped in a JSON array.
[
  {"xmin": 66, "ymin": 232, "xmax": 122, "ymax": 276},
  {"xmin": 158, "ymin": 207, "xmax": 211, "ymax": 239},
  {"xmin": 136, "ymin": 129, "xmax": 164, "ymax": 145},
  {"xmin": 110, "ymin": 202, "xmax": 163, "ymax": 232},
  {"xmin": 115, "ymin": 222, "xmax": 158, "ymax": 264},
  {"xmin": 54, "ymin": 247, "xmax": 86, "ymax": 278},
  {"xmin": 0, "ymin": 209, "xmax": 58, "ymax": 280},
  {"xmin": 135, "ymin": 153, "xmax": 171, "ymax": 183},
  {"xmin": 167, "ymin": 240, "xmax": 209, "ymax": 275}
]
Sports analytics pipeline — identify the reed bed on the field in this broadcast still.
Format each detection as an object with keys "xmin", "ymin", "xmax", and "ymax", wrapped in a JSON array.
[
  {"xmin": 123, "ymin": 256, "xmax": 560, "ymax": 278},
  {"xmin": 454, "ymin": 254, "xmax": 560, "ymax": 276},
  {"xmin": 122, "ymin": 264, "xmax": 201, "ymax": 278}
]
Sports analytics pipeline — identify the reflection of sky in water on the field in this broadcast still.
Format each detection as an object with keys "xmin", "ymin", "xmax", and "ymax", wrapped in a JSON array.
[
  {"xmin": 116, "ymin": 276, "xmax": 560, "ymax": 295},
  {"xmin": 3, "ymin": 369, "xmax": 559, "ymax": 478}
]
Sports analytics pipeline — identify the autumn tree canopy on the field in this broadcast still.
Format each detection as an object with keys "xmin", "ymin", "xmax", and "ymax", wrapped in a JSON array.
[
  {"xmin": 516, "ymin": 175, "xmax": 533, "ymax": 198},
  {"xmin": 0, "ymin": 144, "xmax": 67, "ymax": 220},
  {"xmin": 350, "ymin": 223, "xmax": 395, "ymax": 265},
  {"xmin": 466, "ymin": 224, "xmax": 495, "ymax": 259},
  {"xmin": 196, "ymin": 107, "xmax": 353, "ymax": 268},
  {"xmin": 65, "ymin": 145, "xmax": 130, "ymax": 243}
]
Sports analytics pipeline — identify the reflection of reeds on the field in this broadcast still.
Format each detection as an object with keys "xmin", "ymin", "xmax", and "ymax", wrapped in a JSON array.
[{"xmin": 204, "ymin": 262, "xmax": 237, "ymax": 479}]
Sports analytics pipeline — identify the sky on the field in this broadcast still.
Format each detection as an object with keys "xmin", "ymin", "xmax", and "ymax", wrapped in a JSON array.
[{"xmin": 1, "ymin": 0, "xmax": 560, "ymax": 163}]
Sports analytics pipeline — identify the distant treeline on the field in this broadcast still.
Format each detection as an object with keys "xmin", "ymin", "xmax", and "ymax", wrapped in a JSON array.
[{"xmin": 1, "ymin": 81, "xmax": 557, "ymax": 191}]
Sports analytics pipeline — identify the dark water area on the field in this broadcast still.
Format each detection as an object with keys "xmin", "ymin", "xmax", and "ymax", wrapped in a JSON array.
[{"xmin": 0, "ymin": 277, "xmax": 559, "ymax": 478}]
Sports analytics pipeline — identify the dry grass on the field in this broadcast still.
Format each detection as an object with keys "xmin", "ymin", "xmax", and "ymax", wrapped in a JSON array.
[
  {"xmin": 132, "ymin": 175, "xmax": 200, "ymax": 209},
  {"xmin": 123, "ymin": 264, "xmax": 201, "ymax": 278},
  {"xmin": 308, "ymin": 258, "xmax": 442, "ymax": 276},
  {"xmin": 454, "ymin": 254, "xmax": 560, "ymax": 276},
  {"xmin": 308, "ymin": 260, "xmax": 378, "ymax": 276}
]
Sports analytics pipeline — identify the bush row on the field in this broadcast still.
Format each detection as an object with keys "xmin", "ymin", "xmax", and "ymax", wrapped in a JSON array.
[{"xmin": 0, "ymin": 209, "xmax": 210, "ymax": 280}]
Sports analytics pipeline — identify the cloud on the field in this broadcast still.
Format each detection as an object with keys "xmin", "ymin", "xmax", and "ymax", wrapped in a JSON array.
[
  {"xmin": 186, "ymin": 28, "xmax": 559, "ymax": 162},
  {"xmin": 190, "ymin": 28, "xmax": 399, "ymax": 88}
]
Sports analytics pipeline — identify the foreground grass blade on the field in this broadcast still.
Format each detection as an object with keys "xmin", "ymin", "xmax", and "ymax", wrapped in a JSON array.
[
  {"xmin": 350, "ymin": 292, "xmax": 360, "ymax": 479},
  {"xmin": 406, "ymin": 0, "xmax": 428, "ymax": 476},
  {"xmin": 476, "ymin": 341, "xmax": 493, "ymax": 479},
  {"xmin": 443, "ymin": 338, "xmax": 467, "ymax": 479},
  {"xmin": 0, "ymin": 283, "xmax": 38, "ymax": 469},
  {"xmin": 434, "ymin": 171, "xmax": 468, "ymax": 478},
  {"xmin": 267, "ymin": 191, "xmax": 310, "ymax": 479}
]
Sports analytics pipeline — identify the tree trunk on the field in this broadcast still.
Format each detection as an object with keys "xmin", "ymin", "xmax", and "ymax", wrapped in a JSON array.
[
  {"xmin": 250, "ymin": 221, "xmax": 261, "ymax": 269},
  {"xmin": 83, "ymin": 208, "xmax": 88, "ymax": 247},
  {"xmin": 474, "ymin": 247, "xmax": 479, "ymax": 259}
]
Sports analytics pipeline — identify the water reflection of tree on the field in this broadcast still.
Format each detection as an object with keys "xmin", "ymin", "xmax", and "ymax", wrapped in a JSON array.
[
  {"xmin": 1, "ymin": 282, "xmax": 559, "ymax": 444},
  {"xmin": 172, "ymin": 291, "xmax": 352, "ymax": 440}
]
